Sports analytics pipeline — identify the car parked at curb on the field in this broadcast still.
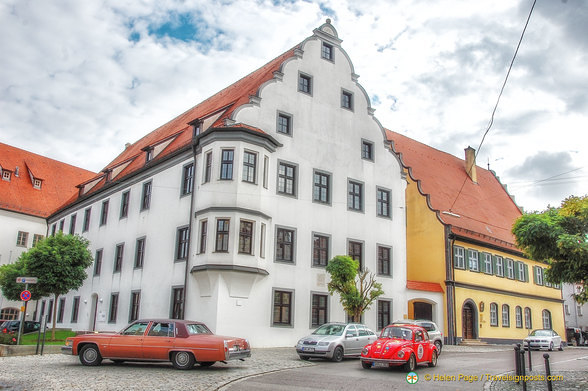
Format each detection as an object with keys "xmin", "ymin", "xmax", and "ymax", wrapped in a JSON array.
[
  {"xmin": 1, "ymin": 320, "xmax": 41, "ymax": 334},
  {"xmin": 392, "ymin": 319, "xmax": 443, "ymax": 354},
  {"xmin": 295, "ymin": 322, "xmax": 377, "ymax": 362},
  {"xmin": 523, "ymin": 329, "xmax": 563, "ymax": 351},
  {"xmin": 62, "ymin": 319, "xmax": 250, "ymax": 370},
  {"xmin": 360, "ymin": 324, "xmax": 438, "ymax": 372}
]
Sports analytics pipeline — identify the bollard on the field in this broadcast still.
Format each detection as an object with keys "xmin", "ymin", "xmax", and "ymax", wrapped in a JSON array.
[
  {"xmin": 527, "ymin": 339, "xmax": 532, "ymax": 371},
  {"xmin": 514, "ymin": 344, "xmax": 521, "ymax": 378},
  {"xmin": 543, "ymin": 354, "xmax": 553, "ymax": 391},
  {"xmin": 519, "ymin": 350, "xmax": 527, "ymax": 391}
]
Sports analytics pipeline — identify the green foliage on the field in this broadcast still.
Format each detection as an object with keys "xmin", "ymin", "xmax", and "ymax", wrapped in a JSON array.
[
  {"xmin": 326, "ymin": 255, "xmax": 384, "ymax": 321},
  {"xmin": 513, "ymin": 195, "xmax": 588, "ymax": 303},
  {"xmin": 0, "ymin": 331, "xmax": 17, "ymax": 345},
  {"xmin": 0, "ymin": 258, "xmax": 43, "ymax": 301}
]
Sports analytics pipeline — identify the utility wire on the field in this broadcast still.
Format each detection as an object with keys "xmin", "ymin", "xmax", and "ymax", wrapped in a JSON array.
[{"xmin": 449, "ymin": 0, "xmax": 537, "ymax": 212}]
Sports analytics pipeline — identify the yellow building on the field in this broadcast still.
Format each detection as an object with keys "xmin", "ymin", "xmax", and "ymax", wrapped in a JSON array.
[{"xmin": 387, "ymin": 131, "xmax": 565, "ymax": 345}]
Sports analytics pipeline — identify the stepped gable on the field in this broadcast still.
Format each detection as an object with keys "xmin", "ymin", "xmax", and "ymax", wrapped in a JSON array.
[{"xmin": 386, "ymin": 130, "xmax": 523, "ymax": 249}]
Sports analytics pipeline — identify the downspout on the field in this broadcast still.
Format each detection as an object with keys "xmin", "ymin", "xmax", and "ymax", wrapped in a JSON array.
[{"xmin": 445, "ymin": 226, "xmax": 456, "ymax": 345}]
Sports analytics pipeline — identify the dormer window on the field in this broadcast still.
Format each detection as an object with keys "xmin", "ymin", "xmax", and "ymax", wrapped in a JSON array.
[
  {"xmin": 145, "ymin": 148, "xmax": 154, "ymax": 163},
  {"xmin": 33, "ymin": 178, "xmax": 42, "ymax": 189},
  {"xmin": 321, "ymin": 42, "xmax": 334, "ymax": 61},
  {"xmin": 2, "ymin": 170, "xmax": 11, "ymax": 181},
  {"xmin": 191, "ymin": 120, "xmax": 203, "ymax": 137}
]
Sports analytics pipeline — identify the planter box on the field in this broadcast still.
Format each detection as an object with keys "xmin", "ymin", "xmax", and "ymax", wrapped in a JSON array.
[{"xmin": 0, "ymin": 344, "xmax": 62, "ymax": 357}]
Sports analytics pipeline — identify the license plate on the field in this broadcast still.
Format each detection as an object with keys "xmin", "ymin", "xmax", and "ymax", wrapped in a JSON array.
[
  {"xmin": 302, "ymin": 347, "xmax": 315, "ymax": 352},
  {"xmin": 374, "ymin": 362, "xmax": 389, "ymax": 368}
]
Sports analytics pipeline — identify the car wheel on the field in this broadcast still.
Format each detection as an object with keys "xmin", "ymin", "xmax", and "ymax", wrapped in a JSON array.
[
  {"xmin": 403, "ymin": 353, "xmax": 416, "ymax": 372},
  {"xmin": 548, "ymin": 342, "xmax": 553, "ymax": 351},
  {"xmin": 299, "ymin": 355, "xmax": 310, "ymax": 361},
  {"xmin": 558, "ymin": 342, "xmax": 564, "ymax": 351},
  {"xmin": 199, "ymin": 361, "xmax": 215, "ymax": 367},
  {"xmin": 331, "ymin": 346, "xmax": 344, "ymax": 362},
  {"xmin": 429, "ymin": 350, "xmax": 438, "ymax": 367},
  {"xmin": 79, "ymin": 345, "xmax": 103, "ymax": 366},
  {"xmin": 434, "ymin": 340, "xmax": 442, "ymax": 355},
  {"xmin": 171, "ymin": 351, "xmax": 195, "ymax": 370},
  {"xmin": 361, "ymin": 361, "xmax": 372, "ymax": 369}
]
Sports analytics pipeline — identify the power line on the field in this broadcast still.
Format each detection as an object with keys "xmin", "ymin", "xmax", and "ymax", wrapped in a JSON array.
[{"xmin": 449, "ymin": 0, "xmax": 537, "ymax": 212}]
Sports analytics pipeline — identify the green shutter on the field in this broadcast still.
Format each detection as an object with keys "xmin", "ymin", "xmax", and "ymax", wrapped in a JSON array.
[
  {"xmin": 524, "ymin": 264, "xmax": 529, "ymax": 283},
  {"xmin": 514, "ymin": 262, "xmax": 520, "ymax": 280},
  {"xmin": 464, "ymin": 249, "xmax": 469, "ymax": 270},
  {"xmin": 479, "ymin": 251, "xmax": 485, "ymax": 273},
  {"xmin": 533, "ymin": 266, "xmax": 538, "ymax": 285},
  {"xmin": 492, "ymin": 255, "xmax": 497, "ymax": 276}
]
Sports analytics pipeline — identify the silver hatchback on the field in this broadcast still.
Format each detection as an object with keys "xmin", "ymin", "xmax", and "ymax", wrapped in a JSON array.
[{"xmin": 296, "ymin": 323, "xmax": 377, "ymax": 362}]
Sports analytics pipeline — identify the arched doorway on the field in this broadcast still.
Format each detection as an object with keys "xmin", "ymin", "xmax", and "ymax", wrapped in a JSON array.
[
  {"xmin": 414, "ymin": 302, "xmax": 433, "ymax": 320},
  {"xmin": 89, "ymin": 294, "xmax": 98, "ymax": 331},
  {"xmin": 462, "ymin": 301, "xmax": 477, "ymax": 340}
]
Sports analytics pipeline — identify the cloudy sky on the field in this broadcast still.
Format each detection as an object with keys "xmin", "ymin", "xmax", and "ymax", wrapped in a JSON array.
[{"xmin": 1, "ymin": 0, "xmax": 586, "ymax": 212}]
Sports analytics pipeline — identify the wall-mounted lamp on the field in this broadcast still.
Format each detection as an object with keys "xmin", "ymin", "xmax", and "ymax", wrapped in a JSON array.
[
  {"xmin": 83, "ymin": 300, "xmax": 87, "ymax": 304},
  {"xmin": 479, "ymin": 302, "xmax": 485, "ymax": 312},
  {"xmin": 99, "ymin": 298, "xmax": 103, "ymax": 303}
]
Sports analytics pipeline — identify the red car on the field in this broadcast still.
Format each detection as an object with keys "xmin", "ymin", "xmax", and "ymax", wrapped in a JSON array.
[
  {"xmin": 62, "ymin": 319, "xmax": 250, "ymax": 370},
  {"xmin": 360, "ymin": 324, "xmax": 438, "ymax": 371}
]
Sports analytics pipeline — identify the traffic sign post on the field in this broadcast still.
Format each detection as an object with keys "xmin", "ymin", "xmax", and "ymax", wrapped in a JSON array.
[{"xmin": 15, "ymin": 277, "xmax": 37, "ymax": 346}]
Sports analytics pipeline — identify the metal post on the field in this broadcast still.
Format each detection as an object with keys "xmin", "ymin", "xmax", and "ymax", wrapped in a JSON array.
[
  {"xmin": 527, "ymin": 339, "xmax": 532, "ymax": 371},
  {"xmin": 519, "ymin": 349, "xmax": 527, "ymax": 391},
  {"xmin": 16, "ymin": 283, "xmax": 29, "ymax": 345},
  {"xmin": 40, "ymin": 315, "xmax": 48, "ymax": 355},
  {"xmin": 514, "ymin": 344, "xmax": 521, "ymax": 377},
  {"xmin": 543, "ymin": 354, "xmax": 553, "ymax": 391},
  {"xmin": 35, "ymin": 323, "xmax": 42, "ymax": 355}
]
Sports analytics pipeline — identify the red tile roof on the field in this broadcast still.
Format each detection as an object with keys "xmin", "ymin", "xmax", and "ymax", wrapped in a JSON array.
[
  {"xmin": 0, "ymin": 143, "xmax": 96, "ymax": 218},
  {"xmin": 386, "ymin": 130, "xmax": 522, "ymax": 249},
  {"xmin": 407, "ymin": 280, "xmax": 445, "ymax": 293}
]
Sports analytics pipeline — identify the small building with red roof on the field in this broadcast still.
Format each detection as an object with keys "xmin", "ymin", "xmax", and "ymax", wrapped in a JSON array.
[{"xmin": 387, "ymin": 130, "xmax": 564, "ymax": 345}]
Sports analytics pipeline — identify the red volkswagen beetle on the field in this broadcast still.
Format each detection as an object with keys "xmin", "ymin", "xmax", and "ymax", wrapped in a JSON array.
[
  {"xmin": 360, "ymin": 324, "xmax": 438, "ymax": 371},
  {"xmin": 62, "ymin": 319, "xmax": 250, "ymax": 370}
]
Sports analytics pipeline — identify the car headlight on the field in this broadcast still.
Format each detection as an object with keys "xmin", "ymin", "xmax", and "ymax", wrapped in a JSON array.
[
  {"xmin": 397, "ymin": 350, "xmax": 405, "ymax": 358},
  {"xmin": 362, "ymin": 347, "xmax": 369, "ymax": 355},
  {"xmin": 297, "ymin": 339, "xmax": 304, "ymax": 345}
]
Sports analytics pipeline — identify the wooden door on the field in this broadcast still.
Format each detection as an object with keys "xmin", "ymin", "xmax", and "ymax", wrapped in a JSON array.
[{"xmin": 463, "ymin": 304, "xmax": 474, "ymax": 339}]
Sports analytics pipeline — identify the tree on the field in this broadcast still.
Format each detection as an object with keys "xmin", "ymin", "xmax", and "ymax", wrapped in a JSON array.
[
  {"xmin": 512, "ymin": 195, "xmax": 588, "ymax": 304},
  {"xmin": 19, "ymin": 232, "xmax": 93, "ymax": 339},
  {"xmin": 325, "ymin": 255, "xmax": 384, "ymax": 322}
]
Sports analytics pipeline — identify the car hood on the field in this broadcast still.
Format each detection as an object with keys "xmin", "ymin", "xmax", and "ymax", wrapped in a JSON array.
[
  {"xmin": 524, "ymin": 336, "xmax": 552, "ymax": 341},
  {"xmin": 299, "ymin": 335, "xmax": 341, "ymax": 344},
  {"xmin": 366, "ymin": 339, "xmax": 410, "ymax": 355}
]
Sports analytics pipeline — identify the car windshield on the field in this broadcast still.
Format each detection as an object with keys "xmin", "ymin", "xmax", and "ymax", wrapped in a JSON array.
[
  {"xmin": 186, "ymin": 323, "xmax": 212, "ymax": 335},
  {"xmin": 312, "ymin": 324, "xmax": 345, "ymax": 336},
  {"xmin": 530, "ymin": 330, "xmax": 551, "ymax": 337},
  {"xmin": 381, "ymin": 327, "xmax": 413, "ymax": 340}
]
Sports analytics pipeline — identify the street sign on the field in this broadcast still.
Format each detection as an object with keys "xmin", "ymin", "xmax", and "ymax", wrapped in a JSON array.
[
  {"xmin": 16, "ymin": 276, "xmax": 38, "ymax": 284},
  {"xmin": 20, "ymin": 290, "xmax": 31, "ymax": 301}
]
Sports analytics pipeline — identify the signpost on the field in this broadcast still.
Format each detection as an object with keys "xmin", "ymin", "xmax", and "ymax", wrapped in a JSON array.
[{"xmin": 16, "ymin": 277, "xmax": 37, "ymax": 345}]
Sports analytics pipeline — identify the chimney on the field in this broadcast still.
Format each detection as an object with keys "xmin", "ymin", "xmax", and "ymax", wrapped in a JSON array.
[
  {"xmin": 464, "ymin": 146, "xmax": 477, "ymax": 183},
  {"xmin": 125, "ymin": 143, "xmax": 131, "ymax": 149}
]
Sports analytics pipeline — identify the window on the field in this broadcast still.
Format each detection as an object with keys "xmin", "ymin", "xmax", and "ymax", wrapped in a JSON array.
[
  {"xmin": 515, "ymin": 306, "xmax": 523, "ymax": 328},
  {"xmin": 199, "ymin": 220, "xmax": 207, "ymax": 254},
  {"xmin": 69, "ymin": 214, "xmax": 76, "ymax": 234},
  {"xmin": 517, "ymin": 262, "xmax": 526, "ymax": 282},
  {"xmin": 120, "ymin": 190, "xmax": 130, "ymax": 218},
  {"xmin": 51, "ymin": 224, "xmax": 56, "ymax": 236},
  {"xmin": 16, "ymin": 231, "xmax": 28, "ymax": 247},
  {"xmin": 47, "ymin": 299, "xmax": 54, "ymax": 323},
  {"xmin": 100, "ymin": 200, "xmax": 109, "ymax": 226},
  {"xmin": 377, "ymin": 300, "xmax": 391, "ymax": 330},
  {"xmin": 506, "ymin": 258, "xmax": 514, "ymax": 279},
  {"xmin": 276, "ymin": 228, "xmax": 295, "ymax": 263},
  {"xmin": 454, "ymin": 246, "xmax": 465, "ymax": 269},
  {"xmin": 141, "ymin": 181, "xmax": 152, "ymax": 210},
  {"xmin": 114, "ymin": 244, "xmax": 124, "ymax": 272},
  {"xmin": 577, "ymin": 304, "xmax": 583, "ymax": 316},
  {"xmin": 277, "ymin": 112, "xmax": 292, "ymax": 135},
  {"xmin": 204, "ymin": 151, "xmax": 212, "ymax": 183},
  {"xmin": 83, "ymin": 208, "xmax": 91, "ymax": 232},
  {"xmin": 341, "ymin": 90, "xmax": 353, "ymax": 110},
  {"xmin": 129, "ymin": 291, "xmax": 141, "ymax": 322},
  {"xmin": 321, "ymin": 41, "xmax": 333, "ymax": 61},
  {"xmin": 483, "ymin": 253, "xmax": 492, "ymax": 274},
  {"xmin": 39, "ymin": 301, "xmax": 46, "ymax": 322},
  {"xmin": 2, "ymin": 170, "xmax": 11, "ymax": 181},
  {"xmin": 565, "ymin": 304, "xmax": 570, "ymax": 315},
  {"xmin": 145, "ymin": 148, "xmax": 153, "ymax": 163},
  {"xmin": 33, "ymin": 178, "xmax": 42, "ymax": 189},
  {"xmin": 71, "ymin": 297, "xmax": 80, "ymax": 323},
  {"xmin": 260, "ymin": 223, "xmax": 266, "ymax": 258},
  {"xmin": 238, "ymin": 220, "xmax": 254, "ymax": 254},
  {"xmin": 242, "ymin": 151, "xmax": 256, "ymax": 183},
  {"xmin": 176, "ymin": 227, "xmax": 190, "ymax": 261},
  {"xmin": 534, "ymin": 266, "xmax": 544, "ymax": 285},
  {"xmin": 377, "ymin": 188, "xmax": 391, "ymax": 218},
  {"xmin": 298, "ymin": 72, "xmax": 312, "ymax": 94},
  {"xmin": 182, "ymin": 163, "xmax": 194, "ymax": 195},
  {"xmin": 378, "ymin": 246, "xmax": 391, "ymax": 276},
  {"xmin": 59, "ymin": 220, "xmax": 64, "ymax": 232},
  {"xmin": 220, "ymin": 149, "xmax": 234, "ymax": 180},
  {"xmin": 490, "ymin": 303, "xmax": 498, "ymax": 326},
  {"xmin": 312, "ymin": 234, "xmax": 329, "ymax": 267},
  {"xmin": 524, "ymin": 307, "xmax": 532, "ymax": 329},
  {"xmin": 313, "ymin": 171, "xmax": 330, "ymax": 204},
  {"xmin": 94, "ymin": 249, "xmax": 103, "ymax": 276},
  {"xmin": 215, "ymin": 219, "xmax": 230, "ymax": 252},
  {"xmin": 542, "ymin": 310, "xmax": 551, "ymax": 329},
  {"xmin": 495, "ymin": 256, "xmax": 504, "ymax": 277},
  {"xmin": 361, "ymin": 140, "xmax": 374, "ymax": 161},
  {"xmin": 468, "ymin": 249, "xmax": 479, "ymax": 272},
  {"xmin": 108, "ymin": 293, "xmax": 119, "ymax": 323},
  {"xmin": 311, "ymin": 294, "xmax": 328, "ymax": 327},
  {"xmin": 57, "ymin": 298, "xmax": 65, "ymax": 323},
  {"xmin": 348, "ymin": 240, "xmax": 363, "ymax": 270},
  {"xmin": 272, "ymin": 290, "xmax": 293, "ymax": 326},
  {"xmin": 135, "ymin": 237, "xmax": 146, "ymax": 268},
  {"xmin": 171, "ymin": 287, "xmax": 184, "ymax": 319},
  {"xmin": 32, "ymin": 234, "xmax": 44, "ymax": 246},
  {"xmin": 347, "ymin": 180, "xmax": 363, "ymax": 211},
  {"xmin": 278, "ymin": 162, "xmax": 297, "ymax": 197},
  {"xmin": 263, "ymin": 156, "xmax": 269, "ymax": 189},
  {"xmin": 502, "ymin": 304, "xmax": 510, "ymax": 327}
]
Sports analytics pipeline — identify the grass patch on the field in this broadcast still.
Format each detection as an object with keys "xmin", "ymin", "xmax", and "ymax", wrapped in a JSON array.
[{"xmin": 19, "ymin": 329, "xmax": 77, "ymax": 345}]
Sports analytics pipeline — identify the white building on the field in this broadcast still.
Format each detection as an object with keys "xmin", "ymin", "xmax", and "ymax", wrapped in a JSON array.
[
  {"xmin": 563, "ymin": 283, "xmax": 587, "ymax": 343},
  {"xmin": 45, "ymin": 21, "xmax": 408, "ymax": 347}
]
